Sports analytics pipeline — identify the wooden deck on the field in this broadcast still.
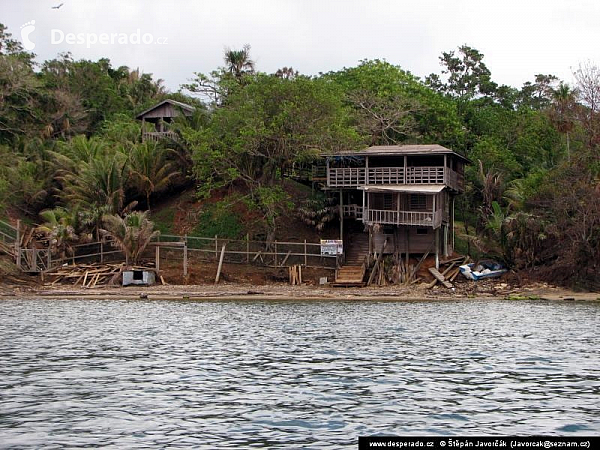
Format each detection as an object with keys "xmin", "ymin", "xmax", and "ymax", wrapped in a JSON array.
[
  {"xmin": 327, "ymin": 166, "xmax": 463, "ymax": 191},
  {"xmin": 365, "ymin": 209, "xmax": 442, "ymax": 228}
]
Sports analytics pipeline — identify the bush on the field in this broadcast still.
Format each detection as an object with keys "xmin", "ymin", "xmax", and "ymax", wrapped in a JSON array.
[{"xmin": 193, "ymin": 201, "xmax": 243, "ymax": 239}]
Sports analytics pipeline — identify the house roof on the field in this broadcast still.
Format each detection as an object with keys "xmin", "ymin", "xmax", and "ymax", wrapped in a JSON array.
[
  {"xmin": 360, "ymin": 184, "xmax": 445, "ymax": 194},
  {"xmin": 325, "ymin": 144, "xmax": 470, "ymax": 163},
  {"xmin": 135, "ymin": 99, "xmax": 196, "ymax": 120}
]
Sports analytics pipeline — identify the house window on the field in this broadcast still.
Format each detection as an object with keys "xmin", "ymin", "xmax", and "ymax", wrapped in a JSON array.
[
  {"xmin": 410, "ymin": 194, "xmax": 427, "ymax": 210},
  {"xmin": 416, "ymin": 228, "xmax": 428, "ymax": 235},
  {"xmin": 383, "ymin": 194, "xmax": 393, "ymax": 210}
]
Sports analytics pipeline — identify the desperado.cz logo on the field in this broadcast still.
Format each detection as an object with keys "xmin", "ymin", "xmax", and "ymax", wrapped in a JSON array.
[
  {"xmin": 19, "ymin": 20, "xmax": 168, "ymax": 50},
  {"xmin": 51, "ymin": 29, "xmax": 168, "ymax": 48},
  {"xmin": 20, "ymin": 20, "xmax": 36, "ymax": 50}
]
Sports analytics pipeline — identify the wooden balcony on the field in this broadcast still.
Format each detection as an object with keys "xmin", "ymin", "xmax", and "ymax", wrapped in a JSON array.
[
  {"xmin": 328, "ymin": 166, "xmax": 462, "ymax": 191},
  {"xmin": 365, "ymin": 208, "xmax": 442, "ymax": 228},
  {"xmin": 142, "ymin": 131, "xmax": 179, "ymax": 142},
  {"xmin": 342, "ymin": 204, "xmax": 363, "ymax": 220}
]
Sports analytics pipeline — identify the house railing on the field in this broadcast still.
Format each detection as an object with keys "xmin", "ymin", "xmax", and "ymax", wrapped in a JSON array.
[
  {"xmin": 142, "ymin": 131, "xmax": 179, "ymax": 142},
  {"xmin": 342, "ymin": 204, "xmax": 363, "ymax": 220},
  {"xmin": 328, "ymin": 167, "xmax": 366, "ymax": 187},
  {"xmin": 365, "ymin": 209, "xmax": 442, "ymax": 228},
  {"xmin": 328, "ymin": 166, "xmax": 462, "ymax": 190}
]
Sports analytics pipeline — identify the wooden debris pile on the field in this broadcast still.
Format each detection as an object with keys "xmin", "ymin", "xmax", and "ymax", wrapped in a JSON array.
[
  {"xmin": 45, "ymin": 263, "xmax": 164, "ymax": 288},
  {"xmin": 426, "ymin": 256, "xmax": 470, "ymax": 290}
]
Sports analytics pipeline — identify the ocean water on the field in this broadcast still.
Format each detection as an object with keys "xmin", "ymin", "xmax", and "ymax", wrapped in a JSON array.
[{"xmin": 0, "ymin": 298, "xmax": 598, "ymax": 448}]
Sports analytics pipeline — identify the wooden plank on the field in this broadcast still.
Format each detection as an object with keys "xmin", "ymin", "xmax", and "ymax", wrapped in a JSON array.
[
  {"xmin": 428, "ymin": 267, "xmax": 453, "ymax": 289},
  {"xmin": 280, "ymin": 250, "xmax": 292, "ymax": 267},
  {"xmin": 427, "ymin": 261, "xmax": 457, "ymax": 289},
  {"xmin": 367, "ymin": 240, "xmax": 387, "ymax": 286},
  {"xmin": 214, "ymin": 244, "xmax": 226, "ymax": 284}
]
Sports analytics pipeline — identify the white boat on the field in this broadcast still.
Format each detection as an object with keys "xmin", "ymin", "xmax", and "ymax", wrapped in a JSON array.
[{"xmin": 459, "ymin": 260, "xmax": 507, "ymax": 281}]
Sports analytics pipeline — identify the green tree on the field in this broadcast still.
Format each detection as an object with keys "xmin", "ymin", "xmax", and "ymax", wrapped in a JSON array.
[
  {"xmin": 101, "ymin": 211, "xmax": 159, "ymax": 266},
  {"xmin": 35, "ymin": 207, "xmax": 87, "ymax": 259},
  {"xmin": 327, "ymin": 60, "xmax": 464, "ymax": 147},
  {"xmin": 548, "ymin": 82, "xmax": 578, "ymax": 161},
  {"xmin": 427, "ymin": 45, "xmax": 497, "ymax": 101},
  {"xmin": 224, "ymin": 44, "xmax": 255, "ymax": 79},
  {"xmin": 128, "ymin": 141, "xmax": 179, "ymax": 210}
]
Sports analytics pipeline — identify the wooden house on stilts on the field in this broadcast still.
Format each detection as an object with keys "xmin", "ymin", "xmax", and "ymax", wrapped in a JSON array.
[
  {"xmin": 322, "ymin": 144, "xmax": 468, "ymax": 284},
  {"xmin": 136, "ymin": 99, "xmax": 195, "ymax": 142}
]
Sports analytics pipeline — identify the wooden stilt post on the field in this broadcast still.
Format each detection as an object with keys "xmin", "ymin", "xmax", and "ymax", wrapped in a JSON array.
[
  {"xmin": 435, "ymin": 228, "xmax": 440, "ymax": 270},
  {"xmin": 215, "ymin": 244, "xmax": 226, "ymax": 284},
  {"xmin": 405, "ymin": 227, "xmax": 410, "ymax": 269},
  {"xmin": 339, "ymin": 189, "xmax": 344, "ymax": 242}
]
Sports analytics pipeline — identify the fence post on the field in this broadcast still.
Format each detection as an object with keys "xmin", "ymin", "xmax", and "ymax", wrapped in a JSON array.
[
  {"xmin": 274, "ymin": 241, "xmax": 278, "ymax": 266},
  {"xmin": 215, "ymin": 243, "xmax": 226, "ymax": 284},
  {"xmin": 100, "ymin": 241, "xmax": 104, "ymax": 263},
  {"xmin": 215, "ymin": 235, "xmax": 218, "ymax": 259},
  {"xmin": 47, "ymin": 248, "xmax": 51, "ymax": 271},
  {"xmin": 246, "ymin": 233, "xmax": 250, "ymax": 263},
  {"xmin": 155, "ymin": 245, "xmax": 160, "ymax": 272},
  {"xmin": 183, "ymin": 238, "xmax": 188, "ymax": 277},
  {"xmin": 304, "ymin": 240, "xmax": 307, "ymax": 266},
  {"xmin": 15, "ymin": 220, "xmax": 20, "ymax": 268}
]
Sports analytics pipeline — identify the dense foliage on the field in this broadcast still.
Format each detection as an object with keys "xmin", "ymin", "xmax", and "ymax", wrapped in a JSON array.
[{"xmin": 1, "ymin": 24, "xmax": 599, "ymax": 287}]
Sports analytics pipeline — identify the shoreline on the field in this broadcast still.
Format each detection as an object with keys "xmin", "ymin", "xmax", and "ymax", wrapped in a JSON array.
[{"xmin": 2, "ymin": 281, "xmax": 599, "ymax": 302}]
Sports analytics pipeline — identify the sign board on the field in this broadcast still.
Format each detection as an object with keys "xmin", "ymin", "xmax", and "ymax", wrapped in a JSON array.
[{"xmin": 320, "ymin": 239, "xmax": 343, "ymax": 256}]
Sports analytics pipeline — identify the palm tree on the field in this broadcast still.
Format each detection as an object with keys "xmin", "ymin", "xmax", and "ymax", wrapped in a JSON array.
[
  {"xmin": 61, "ymin": 151, "xmax": 128, "ymax": 216},
  {"xmin": 549, "ymin": 82, "xmax": 578, "ymax": 161},
  {"xmin": 36, "ymin": 207, "xmax": 86, "ymax": 259},
  {"xmin": 224, "ymin": 44, "xmax": 254, "ymax": 80},
  {"xmin": 128, "ymin": 141, "xmax": 179, "ymax": 210},
  {"xmin": 101, "ymin": 211, "xmax": 159, "ymax": 266}
]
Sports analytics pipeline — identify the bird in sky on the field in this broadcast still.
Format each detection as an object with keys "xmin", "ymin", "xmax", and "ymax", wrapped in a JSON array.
[{"xmin": 51, "ymin": 3, "xmax": 64, "ymax": 9}]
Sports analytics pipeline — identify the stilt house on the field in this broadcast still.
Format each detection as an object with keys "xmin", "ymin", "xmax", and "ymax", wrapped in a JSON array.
[
  {"xmin": 324, "ymin": 144, "xmax": 468, "ymax": 263},
  {"xmin": 136, "ymin": 99, "xmax": 195, "ymax": 142}
]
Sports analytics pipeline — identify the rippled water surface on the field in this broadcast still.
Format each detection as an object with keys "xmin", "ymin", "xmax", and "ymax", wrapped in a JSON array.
[{"xmin": 0, "ymin": 298, "xmax": 599, "ymax": 448}]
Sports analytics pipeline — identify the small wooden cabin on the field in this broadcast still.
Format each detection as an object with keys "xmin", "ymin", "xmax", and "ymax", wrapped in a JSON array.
[
  {"xmin": 323, "ymin": 144, "xmax": 469, "ymax": 264},
  {"xmin": 136, "ymin": 99, "xmax": 195, "ymax": 142}
]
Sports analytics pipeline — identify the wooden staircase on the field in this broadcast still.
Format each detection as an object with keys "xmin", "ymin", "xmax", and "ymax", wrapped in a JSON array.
[{"xmin": 332, "ymin": 233, "xmax": 369, "ymax": 287}]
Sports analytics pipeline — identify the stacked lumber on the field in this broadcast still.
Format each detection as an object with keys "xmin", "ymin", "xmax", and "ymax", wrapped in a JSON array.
[
  {"xmin": 289, "ymin": 265, "xmax": 303, "ymax": 285},
  {"xmin": 45, "ymin": 263, "xmax": 163, "ymax": 288}
]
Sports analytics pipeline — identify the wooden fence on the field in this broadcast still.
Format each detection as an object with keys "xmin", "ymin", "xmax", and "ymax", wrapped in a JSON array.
[
  {"xmin": 155, "ymin": 234, "xmax": 340, "ymax": 275},
  {"xmin": 4, "ymin": 223, "xmax": 340, "ymax": 274}
]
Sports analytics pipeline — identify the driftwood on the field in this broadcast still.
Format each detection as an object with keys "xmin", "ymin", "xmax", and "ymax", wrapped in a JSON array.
[
  {"xmin": 428, "ymin": 267, "xmax": 453, "ymax": 289},
  {"xmin": 367, "ymin": 239, "xmax": 387, "ymax": 286},
  {"xmin": 45, "ymin": 262, "xmax": 155, "ymax": 287}
]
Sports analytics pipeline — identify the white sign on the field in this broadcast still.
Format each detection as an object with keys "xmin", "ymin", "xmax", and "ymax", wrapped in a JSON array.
[{"xmin": 320, "ymin": 240, "xmax": 343, "ymax": 256}]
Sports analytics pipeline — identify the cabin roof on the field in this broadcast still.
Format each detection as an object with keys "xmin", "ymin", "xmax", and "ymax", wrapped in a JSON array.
[
  {"xmin": 360, "ymin": 185, "xmax": 446, "ymax": 194},
  {"xmin": 136, "ymin": 99, "xmax": 196, "ymax": 120},
  {"xmin": 325, "ymin": 144, "xmax": 470, "ymax": 163}
]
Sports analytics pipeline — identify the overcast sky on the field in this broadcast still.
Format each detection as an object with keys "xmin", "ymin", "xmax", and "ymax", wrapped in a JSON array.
[{"xmin": 2, "ymin": 0, "xmax": 599, "ymax": 92}]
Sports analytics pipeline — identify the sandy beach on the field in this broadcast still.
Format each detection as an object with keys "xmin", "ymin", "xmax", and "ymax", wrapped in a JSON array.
[{"xmin": 2, "ymin": 279, "xmax": 598, "ymax": 302}]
